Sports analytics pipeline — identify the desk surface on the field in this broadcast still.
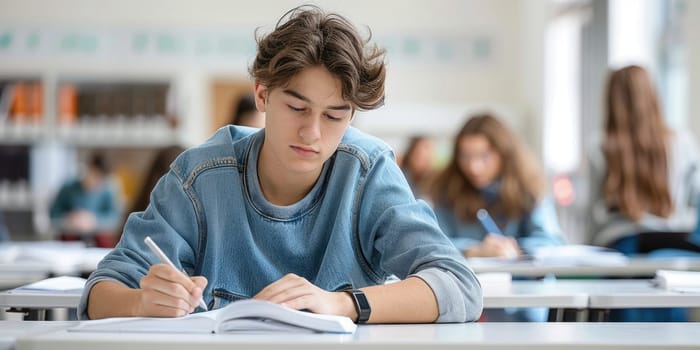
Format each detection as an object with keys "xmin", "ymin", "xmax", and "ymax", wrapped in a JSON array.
[
  {"xmin": 0, "ymin": 321, "xmax": 75, "ymax": 350},
  {"xmin": 583, "ymin": 279, "xmax": 700, "ymax": 308},
  {"xmin": 483, "ymin": 279, "xmax": 700, "ymax": 309},
  {"xmin": 483, "ymin": 280, "xmax": 589, "ymax": 308},
  {"xmin": 2, "ymin": 286, "xmax": 589, "ymax": 311},
  {"xmin": 0, "ymin": 266, "xmax": 49, "ymax": 291},
  {"xmin": 0, "ymin": 241, "xmax": 110, "ymax": 277},
  {"xmin": 5, "ymin": 279, "xmax": 698, "ymax": 312},
  {"xmin": 0, "ymin": 280, "xmax": 595, "ymax": 311},
  {"xmin": 469, "ymin": 256, "xmax": 700, "ymax": 277},
  {"xmin": 0, "ymin": 289, "xmax": 82, "ymax": 309},
  {"xmin": 7, "ymin": 322, "xmax": 700, "ymax": 350}
]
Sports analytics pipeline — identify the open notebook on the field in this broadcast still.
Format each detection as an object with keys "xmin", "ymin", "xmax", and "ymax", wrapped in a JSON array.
[{"xmin": 70, "ymin": 299, "xmax": 357, "ymax": 334}]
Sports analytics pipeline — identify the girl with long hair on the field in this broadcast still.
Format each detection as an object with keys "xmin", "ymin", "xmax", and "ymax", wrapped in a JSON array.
[
  {"xmin": 587, "ymin": 65, "xmax": 700, "ymax": 254},
  {"xmin": 430, "ymin": 113, "xmax": 564, "ymax": 258},
  {"xmin": 586, "ymin": 65, "xmax": 700, "ymax": 322}
]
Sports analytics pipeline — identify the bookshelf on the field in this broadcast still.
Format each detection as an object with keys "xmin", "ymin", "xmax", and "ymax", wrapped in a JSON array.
[
  {"xmin": 1, "ymin": 76, "xmax": 179, "ymax": 146},
  {"xmin": 0, "ymin": 77, "xmax": 43, "ymax": 217},
  {"xmin": 0, "ymin": 75, "xmax": 181, "ymax": 238},
  {"xmin": 0, "ymin": 145, "xmax": 31, "ymax": 211},
  {"xmin": 0, "ymin": 78, "xmax": 46, "ymax": 145},
  {"xmin": 54, "ymin": 80, "xmax": 178, "ymax": 147}
]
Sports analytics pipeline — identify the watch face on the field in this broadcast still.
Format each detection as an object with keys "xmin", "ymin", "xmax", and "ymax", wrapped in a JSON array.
[{"xmin": 354, "ymin": 291, "xmax": 370, "ymax": 309}]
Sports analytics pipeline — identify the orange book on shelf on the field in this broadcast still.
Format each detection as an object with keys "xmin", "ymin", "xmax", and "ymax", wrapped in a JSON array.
[
  {"xmin": 24, "ymin": 82, "xmax": 43, "ymax": 123},
  {"xmin": 30, "ymin": 82, "xmax": 44, "ymax": 123},
  {"xmin": 58, "ymin": 84, "xmax": 77, "ymax": 124},
  {"xmin": 10, "ymin": 82, "xmax": 28, "ymax": 123}
]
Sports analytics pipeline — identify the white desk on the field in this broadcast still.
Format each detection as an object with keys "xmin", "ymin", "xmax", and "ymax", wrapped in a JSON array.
[
  {"xmin": 571, "ymin": 279, "xmax": 700, "ymax": 309},
  {"xmin": 0, "ymin": 241, "xmax": 110, "ymax": 277},
  {"xmin": 0, "ymin": 289, "xmax": 81, "ymax": 309},
  {"xmin": 469, "ymin": 257, "xmax": 700, "ymax": 278},
  {"xmin": 1, "ymin": 281, "xmax": 588, "ymax": 320},
  {"xmin": 0, "ymin": 288, "xmax": 80, "ymax": 321},
  {"xmin": 6, "ymin": 279, "xmax": 697, "ymax": 322},
  {"xmin": 483, "ymin": 280, "xmax": 589, "ymax": 309},
  {"xmin": 0, "ymin": 277, "xmax": 85, "ymax": 321},
  {"xmin": 0, "ymin": 321, "xmax": 76, "ymax": 350},
  {"xmin": 481, "ymin": 279, "xmax": 700, "ymax": 322},
  {"xmin": 8, "ymin": 322, "xmax": 700, "ymax": 350},
  {"xmin": 482, "ymin": 279, "xmax": 700, "ymax": 309},
  {"xmin": 0, "ymin": 264, "xmax": 51, "ymax": 290},
  {"xmin": 484, "ymin": 279, "xmax": 700, "ymax": 307}
]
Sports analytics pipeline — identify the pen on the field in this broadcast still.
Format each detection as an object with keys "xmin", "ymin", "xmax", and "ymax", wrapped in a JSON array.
[
  {"xmin": 476, "ymin": 209, "xmax": 521, "ymax": 259},
  {"xmin": 476, "ymin": 208, "xmax": 503, "ymax": 236},
  {"xmin": 144, "ymin": 236, "xmax": 208, "ymax": 311}
]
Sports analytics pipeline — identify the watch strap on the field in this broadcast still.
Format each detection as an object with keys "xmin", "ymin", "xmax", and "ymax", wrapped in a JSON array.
[{"xmin": 345, "ymin": 289, "xmax": 371, "ymax": 323}]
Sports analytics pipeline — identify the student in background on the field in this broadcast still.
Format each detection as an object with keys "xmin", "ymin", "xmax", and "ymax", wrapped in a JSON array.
[
  {"xmin": 586, "ymin": 65, "xmax": 700, "ymax": 322},
  {"xmin": 429, "ymin": 113, "xmax": 565, "ymax": 259},
  {"xmin": 114, "ymin": 145, "xmax": 186, "ymax": 243},
  {"xmin": 400, "ymin": 135, "xmax": 435, "ymax": 199},
  {"xmin": 429, "ymin": 113, "xmax": 563, "ymax": 322},
  {"xmin": 50, "ymin": 153, "xmax": 122, "ymax": 248},
  {"xmin": 80, "ymin": 5, "xmax": 482, "ymax": 323},
  {"xmin": 229, "ymin": 93, "xmax": 265, "ymax": 128},
  {"xmin": 586, "ymin": 65, "xmax": 700, "ymax": 255}
]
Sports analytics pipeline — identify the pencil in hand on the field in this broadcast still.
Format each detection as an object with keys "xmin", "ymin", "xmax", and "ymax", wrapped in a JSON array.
[{"xmin": 144, "ymin": 236, "xmax": 208, "ymax": 311}]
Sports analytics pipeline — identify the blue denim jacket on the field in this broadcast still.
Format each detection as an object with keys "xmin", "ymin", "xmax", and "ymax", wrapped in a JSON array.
[
  {"xmin": 79, "ymin": 126, "xmax": 483, "ymax": 322},
  {"xmin": 433, "ymin": 183, "xmax": 565, "ymax": 254}
]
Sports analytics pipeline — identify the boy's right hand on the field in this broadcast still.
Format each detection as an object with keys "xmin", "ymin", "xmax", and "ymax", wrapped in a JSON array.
[{"xmin": 138, "ymin": 263, "xmax": 208, "ymax": 317}]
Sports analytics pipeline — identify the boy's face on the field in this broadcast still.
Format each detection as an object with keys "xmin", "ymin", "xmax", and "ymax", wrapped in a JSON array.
[{"xmin": 255, "ymin": 66, "xmax": 353, "ymax": 179}]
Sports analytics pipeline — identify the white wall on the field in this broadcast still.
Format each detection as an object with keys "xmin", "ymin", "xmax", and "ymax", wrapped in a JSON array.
[
  {"xmin": 688, "ymin": 1, "xmax": 700, "ymax": 138},
  {"xmin": 516, "ymin": 0, "xmax": 549, "ymax": 160},
  {"xmin": 0, "ymin": 0, "xmax": 538, "ymax": 151}
]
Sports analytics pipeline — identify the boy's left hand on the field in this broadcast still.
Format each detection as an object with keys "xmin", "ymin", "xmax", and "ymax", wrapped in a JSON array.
[{"xmin": 253, "ymin": 273, "xmax": 355, "ymax": 318}]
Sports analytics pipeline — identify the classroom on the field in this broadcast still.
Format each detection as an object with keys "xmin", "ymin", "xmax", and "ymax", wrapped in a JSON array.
[{"xmin": 1, "ymin": 0, "xmax": 700, "ymax": 349}]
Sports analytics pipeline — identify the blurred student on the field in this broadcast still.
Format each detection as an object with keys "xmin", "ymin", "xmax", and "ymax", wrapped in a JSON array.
[
  {"xmin": 430, "ymin": 113, "xmax": 565, "ymax": 259},
  {"xmin": 400, "ymin": 135, "xmax": 435, "ymax": 199},
  {"xmin": 50, "ymin": 153, "xmax": 123, "ymax": 248},
  {"xmin": 430, "ymin": 113, "xmax": 564, "ymax": 322},
  {"xmin": 114, "ymin": 145, "xmax": 186, "ymax": 243},
  {"xmin": 80, "ymin": 5, "xmax": 482, "ymax": 323},
  {"xmin": 586, "ymin": 65, "xmax": 700, "ymax": 322},
  {"xmin": 586, "ymin": 65, "xmax": 700, "ymax": 255},
  {"xmin": 229, "ymin": 93, "xmax": 265, "ymax": 128}
]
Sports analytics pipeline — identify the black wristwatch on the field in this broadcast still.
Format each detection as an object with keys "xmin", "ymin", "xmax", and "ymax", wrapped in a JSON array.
[{"xmin": 345, "ymin": 289, "xmax": 371, "ymax": 323}]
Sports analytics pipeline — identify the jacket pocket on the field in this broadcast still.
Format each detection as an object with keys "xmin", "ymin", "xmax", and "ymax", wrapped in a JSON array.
[{"xmin": 211, "ymin": 288, "xmax": 250, "ymax": 310}]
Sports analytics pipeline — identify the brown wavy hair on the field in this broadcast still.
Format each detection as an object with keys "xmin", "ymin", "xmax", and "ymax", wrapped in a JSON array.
[
  {"xmin": 430, "ymin": 113, "xmax": 545, "ymax": 221},
  {"xmin": 250, "ymin": 5, "xmax": 386, "ymax": 111},
  {"xmin": 602, "ymin": 65, "xmax": 671, "ymax": 221}
]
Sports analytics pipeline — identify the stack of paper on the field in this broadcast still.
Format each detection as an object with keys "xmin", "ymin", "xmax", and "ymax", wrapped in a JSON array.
[
  {"xmin": 14, "ymin": 276, "xmax": 86, "ymax": 292},
  {"xmin": 532, "ymin": 245, "xmax": 628, "ymax": 266},
  {"xmin": 654, "ymin": 270, "xmax": 700, "ymax": 292},
  {"xmin": 476, "ymin": 272, "xmax": 512, "ymax": 295}
]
